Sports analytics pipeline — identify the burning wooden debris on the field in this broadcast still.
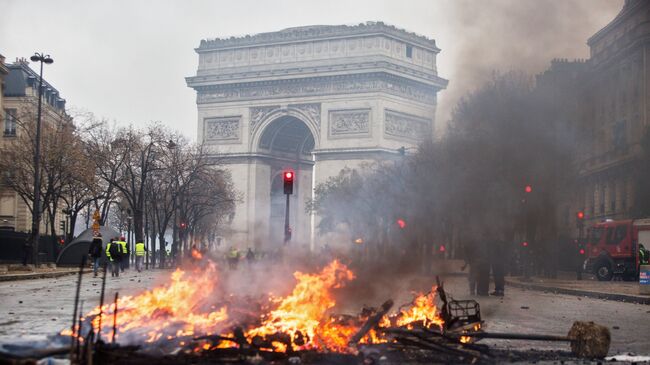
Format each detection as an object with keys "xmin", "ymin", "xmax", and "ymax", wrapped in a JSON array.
[{"xmin": 0, "ymin": 259, "xmax": 613, "ymax": 364}]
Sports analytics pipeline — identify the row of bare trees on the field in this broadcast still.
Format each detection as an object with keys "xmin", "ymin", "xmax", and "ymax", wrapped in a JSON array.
[
  {"xmin": 0, "ymin": 106, "xmax": 237, "ymax": 266},
  {"xmin": 309, "ymin": 72, "xmax": 579, "ymax": 275}
]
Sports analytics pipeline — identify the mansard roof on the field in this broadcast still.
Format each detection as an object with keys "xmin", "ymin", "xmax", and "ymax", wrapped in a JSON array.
[
  {"xmin": 3, "ymin": 60, "xmax": 67, "ymax": 111},
  {"xmin": 198, "ymin": 22, "xmax": 440, "ymax": 53}
]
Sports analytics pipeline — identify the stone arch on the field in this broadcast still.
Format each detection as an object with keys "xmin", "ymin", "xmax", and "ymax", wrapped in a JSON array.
[
  {"xmin": 250, "ymin": 107, "xmax": 320, "ymax": 153},
  {"xmin": 248, "ymin": 110, "xmax": 318, "ymax": 247}
]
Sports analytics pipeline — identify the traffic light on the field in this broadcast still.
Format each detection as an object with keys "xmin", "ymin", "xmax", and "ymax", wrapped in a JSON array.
[
  {"xmin": 521, "ymin": 241, "xmax": 529, "ymax": 247},
  {"xmin": 524, "ymin": 185, "xmax": 532, "ymax": 193},
  {"xmin": 59, "ymin": 220, "xmax": 65, "ymax": 232},
  {"xmin": 396, "ymin": 218, "xmax": 406, "ymax": 229},
  {"xmin": 180, "ymin": 222, "xmax": 187, "ymax": 230},
  {"xmin": 576, "ymin": 211, "xmax": 585, "ymax": 229},
  {"xmin": 283, "ymin": 170, "xmax": 294, "ymax": 195}
]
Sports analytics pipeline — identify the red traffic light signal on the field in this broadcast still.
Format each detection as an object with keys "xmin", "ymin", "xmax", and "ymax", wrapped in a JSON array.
[
  {"xmin": 396, "ymin": 218, "xmax": 406, "ymax": 229},
  {"xmin": 524, "ymin": 185, "xmax": 532, "ymax": 193},
  {"xmin": 579, "ymin": 248, "xmax": 585, "ymax": 255},
  {"xmin": 521, "ymin": 241, "xmax": 529, "ymax": 247},
  {"xmin": 283, "ymin": 170, "xmax": 294, "ymax": 195},
  {"xmin": 576, "ymin": 211, "xmax": 585, "ymax": 220},
  {"xmin": 180, "ymin": 222, "xmax": 187, "ymax": 229}
]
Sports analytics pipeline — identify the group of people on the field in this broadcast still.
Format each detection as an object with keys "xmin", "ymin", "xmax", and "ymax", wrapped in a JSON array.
[
  {"xmin": 462, "ymin": 240, "xmax": 507, "ymax": 297},
  {"xmin": 226, "ymin": 247, "xmax": 256, "ymax": 270},
  {"xmin": 87, "ymin": 234, "xmax": 147, "ymax": 277}
]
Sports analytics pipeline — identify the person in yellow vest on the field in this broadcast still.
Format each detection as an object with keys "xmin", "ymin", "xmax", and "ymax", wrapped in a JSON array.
[
  {"xmin": 227, "ymin": 247, "xmax": 239, "ymax": 270},
  {"xmin": 117, "ymin": 236, "xmax": 128, "ymax": 272},
  {"xmin": 105, "ymin": 237, "xmax": 122, "ymax": 278},
  {"xmin": 135, "ymin": 241, "xmax": 146, "ymax": 272}
]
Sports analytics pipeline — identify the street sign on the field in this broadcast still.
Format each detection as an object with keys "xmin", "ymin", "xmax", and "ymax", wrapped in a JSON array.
[{"xmin": 640, "ymin": 265, "xmax": 650, "ymax": 295}]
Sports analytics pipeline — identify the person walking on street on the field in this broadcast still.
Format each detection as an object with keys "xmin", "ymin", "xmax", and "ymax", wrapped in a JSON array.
[
  {"xmin": 246, "ymin": 248, "xmax": 255, "ymax": 265},
  {"xmin": 135, "ymin": 241, "xmax": 146, "ymax": 272},
  {"xmin": 490, "ymin": 239, "xmax": 506, "ymax": 297},
  {"xmin": 106, "ymin": 237, "xmax": 122, "ymax": 277},
  {"xmin": 116, "ymin": 236, "xmax": 128, "ymax": 272},
  {"xmin": 461, "ymin": 242, "xmax": 477, "ymax": 296},
  {"xmin": 22, "ymin": 236, "xmax": 32, "ymax": 266},
  {"xmin": 227, "ymin": 247, "xmax": 239, "ymax": 270},
  {"xmin": 88, "ymin": 234, "xmax": 103, "ymax": 277}
]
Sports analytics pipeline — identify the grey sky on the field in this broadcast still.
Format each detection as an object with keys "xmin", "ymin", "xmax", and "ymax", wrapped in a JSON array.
[{"xmin": 1, "ymin": 0, "xmax": 622, "ymax": 140}]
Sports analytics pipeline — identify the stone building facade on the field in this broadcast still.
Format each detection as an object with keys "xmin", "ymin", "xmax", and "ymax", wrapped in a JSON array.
[
  {"xmin": 187, "ymin": 22, "xmax": 447, "ymax": 249},
  {"xmin": 538, "ymin": 0, "xmax": 650, "ymax": 237},
  {"xmin": 0, "ymin": 59, "xmax": 70, "ymax": 234},
  {"xmin": 577, "ymin": 0, "xmax": 650, "ymax": 226},
  {"xmin": 0, "ymin": 55, "xmax": 8, "ymax": 116}
]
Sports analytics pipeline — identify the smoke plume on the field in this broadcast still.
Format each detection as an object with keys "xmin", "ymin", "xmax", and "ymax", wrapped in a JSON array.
[{"xmin": 434, "ymin": 0, "xmax": 623, "ymax": 131}]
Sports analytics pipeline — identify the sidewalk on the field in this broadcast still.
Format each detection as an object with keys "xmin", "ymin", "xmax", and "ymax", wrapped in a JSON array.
[
  {"xmin": 505, "ymin": 271, "xmax": 650, "ymax": 305},
  {"xmin": 0, "ymin": 264, "xmax": 90, "ymax": 282}
]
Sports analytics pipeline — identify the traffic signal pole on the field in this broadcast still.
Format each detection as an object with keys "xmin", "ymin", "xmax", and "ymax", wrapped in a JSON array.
[
  {"xmin": 576, "ymin": 211, "xmax": 585, "ymax": 280},
  {"xmin": 284, "ymin": 193, "xmax": 291, "ymax": 244},
  {"xmin": 283, "ymin": 170, "xmax": 294, "ymax": 244}
]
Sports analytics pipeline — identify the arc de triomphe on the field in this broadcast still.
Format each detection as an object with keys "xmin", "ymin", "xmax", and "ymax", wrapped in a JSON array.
[{"xmin": 186, "ymin": 22, "xmax": 447, "ymax": 250}]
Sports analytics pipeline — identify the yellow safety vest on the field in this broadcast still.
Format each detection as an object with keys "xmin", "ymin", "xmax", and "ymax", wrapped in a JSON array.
[
  {"xmin": 135, "ymin": 242, "xmax": 146, "ymax": 256},
  {"xmin": 117, "ymin": 241, "xmax": 128, "ymax": 254},
  {"xmin": 105, "ymin": 242, "xmax": 114, "ymax": 262}
]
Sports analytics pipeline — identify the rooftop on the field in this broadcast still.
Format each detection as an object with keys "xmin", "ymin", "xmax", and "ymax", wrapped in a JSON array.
[
  {"xmin": 3, "ymin": 58, "xmax": 66, "ymax": 111},
  {"xmin": 198, "ymin": 22, "xmax": 440, "ymax": 52}
]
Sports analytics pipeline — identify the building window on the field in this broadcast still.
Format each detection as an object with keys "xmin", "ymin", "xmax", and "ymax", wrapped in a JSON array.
[
  {"xmin": 3, "ymin": 109, "xmax": 16, "ymax": 136},
  {"xmin": 610, "ymin": 181, "xmax": 616, "ymax": 213},
  {"xmin": 589, "ymin": 186, "xmax": 595, "ymax": 215},
  {"xmin": 406, "ymin": 45, "xmax": 413, "ymax": 58},
  {"xmin": 612, "ymin": 120, "xmax": 626, "ymax": 150},
  {"xmin": 621, "ymin": 181, "xmax": 627, "ymax": 211},
  {"xmin": 599, "ymin": 184, "xmax": 605, "ymax": 214}
]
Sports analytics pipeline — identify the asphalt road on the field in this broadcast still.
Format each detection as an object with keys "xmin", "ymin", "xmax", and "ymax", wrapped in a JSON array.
[{"xmin": 0, "ymin": 264, "xmax": 648, "ymax": 359}]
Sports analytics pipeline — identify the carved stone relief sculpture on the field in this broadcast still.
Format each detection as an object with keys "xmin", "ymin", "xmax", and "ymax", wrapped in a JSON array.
[
  {"xmin": 249, "ymin": 105, "xmax": 280, "ymax": 133},
  {"xmin": 289, "ymin": 103, "xmax": 321, "ymax": 128},
  {"xmin": 204, "ymin": 116, "xmax": 241, "ymax": 142},
  {"xmin": 384, "ymin": 110, "xmax": 429, "ymax": 141},
  {"xmin": 329, "ymin": 109, "xmax": 371, "ymax": 137}
]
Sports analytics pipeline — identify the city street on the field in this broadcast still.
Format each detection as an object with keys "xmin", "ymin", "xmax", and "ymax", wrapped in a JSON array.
[
  {"xmin": 0, "ymin": 266, "xmax": 648, "ymax": 358},
  {"xmin": 0, "ymin": 268, "xmax": 164, "ymax": 344}
]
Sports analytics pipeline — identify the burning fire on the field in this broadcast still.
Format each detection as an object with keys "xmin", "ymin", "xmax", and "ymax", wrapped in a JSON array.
[
  {"xmin": 191, "ymin": 247, "xmax": 203, "ymax": 260},
  {"xmin": 66, "ymin": 258, "xmax": 450, "ymax": 353},
  {"xmin": 244, "ymin": 260, "xmax": 355, "ymax": 351},
  {"xmin": 396, "ymin": 288, "xmax": 444, "ymax": 330},
  {"xmin": 78, "ymin": 261, "xmax": 230, "ymax": 344}
]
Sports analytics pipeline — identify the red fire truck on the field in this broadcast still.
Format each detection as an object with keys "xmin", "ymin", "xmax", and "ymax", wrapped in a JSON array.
[{"xmin": 584, "ymin": 218, "xmax": 650, "ymax": 281}]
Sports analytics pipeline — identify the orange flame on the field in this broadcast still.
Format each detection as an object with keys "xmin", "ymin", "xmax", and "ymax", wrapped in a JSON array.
[
  {"xmin": 396, "ymin": 287, "xmax": 444, "ymax": 330},
  {"xmin": 65, "ymin": 259, "xmax": 451, "ymax": 353},
  {"xmin": 244, "ymin": 260, "xmax": 356, "ymax": 352},
  {"xmin": 191, "ymin": 248, "xmax": 203, "ymax": 260},
  {"xmin": 80, "ymin": 262, "xmax": 229, "ymax": 345}
]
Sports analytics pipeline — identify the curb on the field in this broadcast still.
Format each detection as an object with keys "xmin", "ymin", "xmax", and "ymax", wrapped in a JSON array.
[
  {"xmin": 0, "ymin": 269, "xmax": 91, "ymax": 282},
  {"xmin": 506, "ymin": 279, "xmax": 650, "ymax": 305}
]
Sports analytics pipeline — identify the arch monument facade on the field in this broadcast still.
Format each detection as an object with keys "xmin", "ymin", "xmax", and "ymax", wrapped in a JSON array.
[{"xmin": 186, "ymin": 23, "xmax": 448, "ymax": 250}]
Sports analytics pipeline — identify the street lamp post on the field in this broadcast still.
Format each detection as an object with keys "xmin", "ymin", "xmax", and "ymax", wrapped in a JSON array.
[
  {"xmin": 28, "ymin": 52, "xmax": 53, "ymax": 266},
  {"xmin": 167, "ymin": 140, "xmax": 178, "ymax": 267}
]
